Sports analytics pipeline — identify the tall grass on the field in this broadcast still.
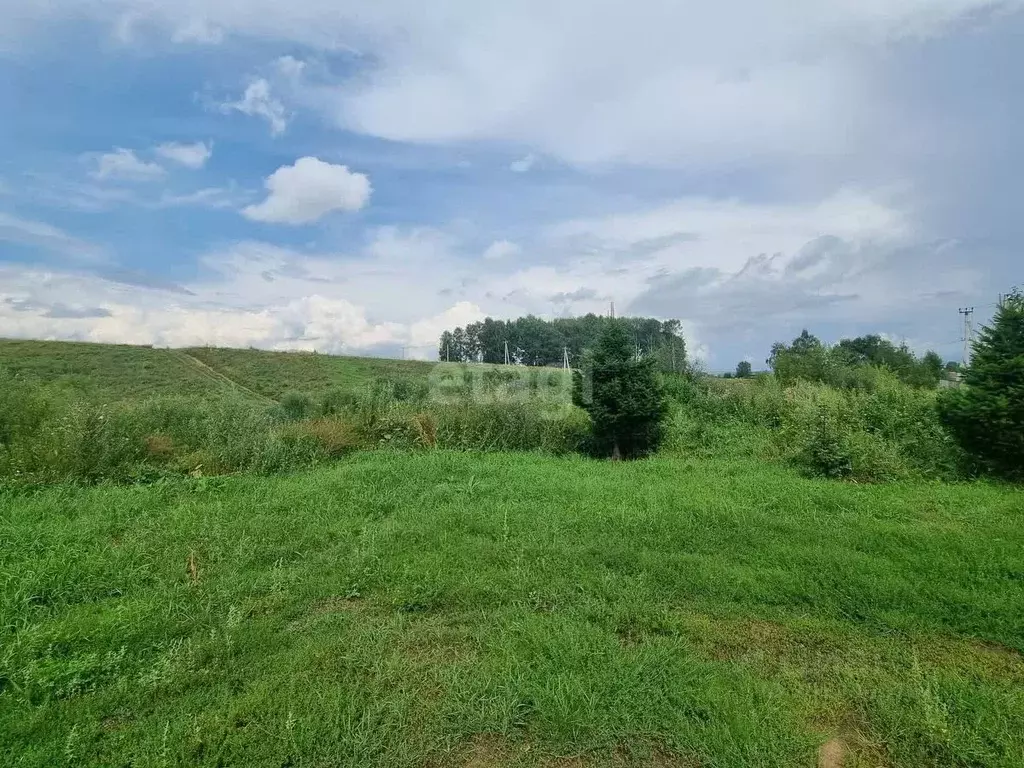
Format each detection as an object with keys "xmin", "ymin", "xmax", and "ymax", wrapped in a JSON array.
[
  {"xmin": 663, "ymin": 371, "xmax": 967, "ymax": 482},
  {"xmin": 0, "ymin": 369, "xmax": 588, "ymax": 485}
]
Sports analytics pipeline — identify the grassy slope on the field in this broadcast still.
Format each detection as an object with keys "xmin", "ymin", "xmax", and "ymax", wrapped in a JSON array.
[
  {"xmin": 0, "ymin": 340, "xmax": 237, "ymax": 403},
  {"xmin": 3, "ymin": 452, "xmax": 1022, "ymax": 767},
  {"xmin": 0, "ymin": 339, "xmax": 439, "ymax": 403},
  {"xmin": 185, "ymin": 347, "xmax": 438, "ymax": 401}
]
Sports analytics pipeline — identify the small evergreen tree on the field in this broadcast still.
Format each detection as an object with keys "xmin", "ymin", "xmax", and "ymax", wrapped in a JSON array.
[
  {"xmin": 735, "ymin": 360, "xmax": 753, "ymax": 378},
  {"xmin": 572, "ymin": 320, "xmax": 669, "ymax": 459},
  {"xmin": 938, "ymin": 288, "xmax": 1024, "ymax": 479}
]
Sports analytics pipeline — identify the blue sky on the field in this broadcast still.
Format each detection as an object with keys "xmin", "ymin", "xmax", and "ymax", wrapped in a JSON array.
[{"xmin": 1, "ymin": 1, "xmax": 1021, "ymax": 368}]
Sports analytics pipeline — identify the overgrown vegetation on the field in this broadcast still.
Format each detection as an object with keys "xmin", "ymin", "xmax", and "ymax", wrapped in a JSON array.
[
  {"xmin": 0, "ymin": 365, "xmax": 584, "ymax": 485},
  {"xmin": 768, "ymin": 330, "xmax": 948, "ymax": 390},
  {"xmin": 664, "ymin": 370, "xmax": 965, "ymax": 482},
  {"xmin": 2, "ymin": 330, "xmax": 1023, "ymax": 766}
]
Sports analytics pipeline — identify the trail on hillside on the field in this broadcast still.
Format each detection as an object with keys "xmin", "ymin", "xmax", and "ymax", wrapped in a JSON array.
[{"xmin": 173, "ymin": 351, "xmax": 277, "ymax": 405}]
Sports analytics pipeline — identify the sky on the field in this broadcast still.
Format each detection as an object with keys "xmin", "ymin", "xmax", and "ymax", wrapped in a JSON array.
[{"xmin": 1, "ymin": 1, "xmax": 1022, "ymax": 369}]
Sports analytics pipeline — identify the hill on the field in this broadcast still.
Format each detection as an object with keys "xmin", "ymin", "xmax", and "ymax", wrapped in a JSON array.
[{"xmin": 0, "ymin": 339, "xmax": 439, "ymax": 403}]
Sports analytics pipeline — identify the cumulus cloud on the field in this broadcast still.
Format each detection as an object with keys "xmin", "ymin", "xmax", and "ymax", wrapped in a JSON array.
[
  {"xmin": 482, "ymin": 239, "xmax": 521, "ymax": 260},
  {"xmin": 242, "ymin": 157, "xmax": 371, "ymax": 224},
  {"xmin": 221, "ymin": 78, "xmax": 288, "ymax": 135},
  {"xmin": 0, "ymin": 234, "xmax": 477, "ymax": 358},
  {"xmin": 155, "ymin": 141, "xmax": 213, "ymax": 169},
  {"xmin": 90, "ymin": 148, "xmax": 165, "ymax": 181}
]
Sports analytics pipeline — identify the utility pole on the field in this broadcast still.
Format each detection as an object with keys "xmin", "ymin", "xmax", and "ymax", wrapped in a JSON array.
[
  {"xmin": 609, "ymin": 301, "xmax": 615, "ymax": 319},
  {"xmin": 504, "ymin": 340, "xmax": 510, "ymax": 365},
  {"xmin": 562, "ymin": 346, "xmax": 570, "ymax": 370},
  {"xmin": 959, "ymin": 307, "xmax": 975, "ymax": 367}
]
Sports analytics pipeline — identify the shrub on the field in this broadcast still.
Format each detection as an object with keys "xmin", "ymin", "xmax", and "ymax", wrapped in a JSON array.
[
  {"xmin": 317, "ymin": 388, "xmax": 358, "ymax": 417},
  {"xmin": 939, "ymin": 289, "xmax": 1024, "ymax": 480},
  {"xmin": 277, "ymin": 391, "xmax": 315, "ymax": 422}
]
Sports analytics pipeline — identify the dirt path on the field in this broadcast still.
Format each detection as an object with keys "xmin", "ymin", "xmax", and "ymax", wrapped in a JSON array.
[
  {"xmin": 817, "ymin": 739, "xmax": 847, "ymax": 768},
  {"xmin": 174, "ymin": 351, "xmax": 277, "ymax": 405}
]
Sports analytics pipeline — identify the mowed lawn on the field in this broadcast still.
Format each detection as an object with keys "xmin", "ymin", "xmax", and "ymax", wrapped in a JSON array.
[{"xmin": 2, "ymin": 452, "xmax": 1022, "ymax": 767}]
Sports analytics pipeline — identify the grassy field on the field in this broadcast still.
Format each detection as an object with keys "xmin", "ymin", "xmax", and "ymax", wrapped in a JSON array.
[
  {"xmin": 0, "ymin": 339, "xmax": 441, "ymax": 404},
  {"xmin": 2, "ymin": 451, "xmax": 1023, "ymax": 767},
  {"xmin": 1, "ymin": 339, "xmax": 1022, "ymax": 766}
]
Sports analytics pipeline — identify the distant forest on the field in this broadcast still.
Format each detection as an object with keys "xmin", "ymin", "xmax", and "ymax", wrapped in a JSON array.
[{"xmin": 438, "ymin": 315, "xmax": 687, "ymax": 371}]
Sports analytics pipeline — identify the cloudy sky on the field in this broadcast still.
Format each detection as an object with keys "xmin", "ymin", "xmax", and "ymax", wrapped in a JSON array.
[{"xmin": 2, "ymin": 1, "xmax": 1021, "ymax": 368}]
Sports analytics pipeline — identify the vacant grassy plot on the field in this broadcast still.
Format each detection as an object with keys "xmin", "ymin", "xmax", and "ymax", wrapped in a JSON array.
[{"xmin": 3, "ymin": 451, "xmax": 1022, "ymax": 767}]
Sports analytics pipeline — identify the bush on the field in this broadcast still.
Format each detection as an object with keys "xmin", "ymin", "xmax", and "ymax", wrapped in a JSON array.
[
  {"xmin": 277, "ymin": 391, "xmax": 315, "ymax": 422},
  {"xmin": 317, "ymin": 387, "xmax": 358, "ymax": 417}
]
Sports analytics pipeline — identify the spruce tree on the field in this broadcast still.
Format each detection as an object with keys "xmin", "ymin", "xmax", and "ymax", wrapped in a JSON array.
[
  {"xmin": 939, "ymin": 288, "xmax": 1024, "ymax": 479},
  {"xmin": 572, "ymin": 320, "xmax": 669, "ymax": 459}
]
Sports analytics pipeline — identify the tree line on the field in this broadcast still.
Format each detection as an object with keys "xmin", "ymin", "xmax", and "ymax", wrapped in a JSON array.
[
  {"xmin": 763, "ymin": 331, "xmax": 948, "ymax": 388},
  {"xmin": 438, "ymin": 314, "xmax": 687, "ymax": 372}
]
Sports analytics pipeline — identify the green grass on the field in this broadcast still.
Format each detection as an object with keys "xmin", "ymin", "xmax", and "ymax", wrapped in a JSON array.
[
  {"xmin": 185, "ymin": 347, "xmax": 438, "ymax": 401},
  {"xmin": 0, "ymin": 340, "xmax": 241, "ymax": 403},
  {"xmin": 3, "ymin": 451, "xmax": 1022, "ymax": 767},
  {"xmin": 0, "ymin": 339, "xmax": 567, "ymax": 407},
  {"xmin": 0, "ymin": 339, "xmax": 443, "ymax": 404}
]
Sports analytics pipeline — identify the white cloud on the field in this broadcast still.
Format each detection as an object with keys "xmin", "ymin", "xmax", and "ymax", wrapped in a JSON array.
[
  {"xmin": 243, "ymin": 157, "xmax": 371, "ymax": 224},
  {"xmin": 155, "ymin": 141, "xmax": 213, "ymax": 169},
  {"xmin": 482, "ymin": 239, "xmax": 521, "ymax": 260},
  {"xmin": 157, "ymin": 186, "xmax": 247, "ymax": 209},
  {"xmin": 0, "ymin": 212, "xmax": 108, "ymax": 263},
  {"xmin": 90, "ymin": 148, "xmax": 165, "ymax": 181},
  {"xmin": 222, "ymin": 78, "xmax": 288, "ymax": 135},
  {"xmin": 170, "ymin": 17, "xmax": 224, "ymax": 43},
  {"xmin": 409, "ymin": 301, "xmax": 486, "ymax": 349},
  {"xmin": 509, "ymin": 154, "xmax": 536, "ymax": 173},
  {"xmin": 8, "ymin": 2, "xmax": 1015, "ymax": 168},
  {"xmin": 0, "ymin": 183, "xmax": 986, "ymax": 364},
  {"xmin": 275, "ymin": 55, "xmax": 306, "ymax": 78}
]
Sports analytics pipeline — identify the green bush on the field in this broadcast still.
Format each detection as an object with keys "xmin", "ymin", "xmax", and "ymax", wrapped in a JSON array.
[{"xmin": 276, "ymin": 391, "xmax": 315, "ymax": 422}]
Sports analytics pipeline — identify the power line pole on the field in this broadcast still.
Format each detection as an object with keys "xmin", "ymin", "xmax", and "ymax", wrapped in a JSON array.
[
  {"xmin": 609, "ymin": 301, "xmax": 615, "ymax": 319},
  {"xmin": 959, "ymin": 307, "xmax": 975, "ymax": 367},
  {"xmin": 562, "ymin": 346, "xmax": 570, "ymax": 370},
  {"xmin": 504, "ymin": 340, "xmax": 510, "ymax": 365}
]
